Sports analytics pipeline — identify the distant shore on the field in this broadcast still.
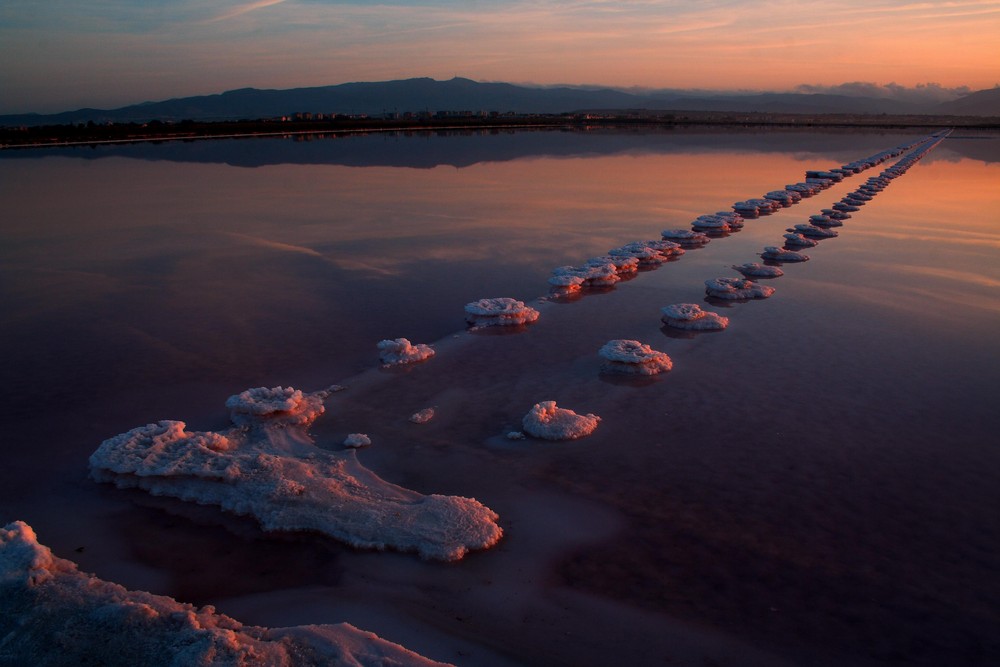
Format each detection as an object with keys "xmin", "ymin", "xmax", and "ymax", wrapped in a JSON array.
[{"xmin": 2, "ymin": 111, "xmax": 997, "ymax": 149}]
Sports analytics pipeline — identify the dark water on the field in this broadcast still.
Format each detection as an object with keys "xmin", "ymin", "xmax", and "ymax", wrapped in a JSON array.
[{"xmin": 1, "ymin": 128, "xmax": 998, "ymax": 666}]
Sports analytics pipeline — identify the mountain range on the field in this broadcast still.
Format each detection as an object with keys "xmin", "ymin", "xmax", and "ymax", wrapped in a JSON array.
[{"xmin": 3, "ymin": 77, "xmax": 999, "ymax": 127}]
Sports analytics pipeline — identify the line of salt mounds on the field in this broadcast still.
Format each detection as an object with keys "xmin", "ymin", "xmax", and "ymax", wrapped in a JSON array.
[
  {"xmin": 705, "ymin": 277, "xmax": 775, "ymax": 300},
  {"xmin": 464, "ymin": 297, "xmax": 540, "ymax": 327},
  {"xmin": 599, "ymin": 340, "xmax": 673, "ymax": 375},
  {"xmin": 521, "ymin": 401, "xmax": 601, "ymax": 440},
  {"xmin": 89, "ymin": 386, "xmax": 502, "ymax": 562},
  {"xmin": 378, "ymin": 338, "xmax": 434, "ymax": 366},
  {"xmin": 0, "ymin": 521, "xmax": 452, "ymax": 667},
  {"xmin": 661, "ymin": 303, "xmax": 729, "ymax": 331}
]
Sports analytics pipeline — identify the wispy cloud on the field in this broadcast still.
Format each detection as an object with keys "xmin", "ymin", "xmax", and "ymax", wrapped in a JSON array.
[{"xmin": 202, "ymin": 0, "xmax": 290, "ymax": 25}]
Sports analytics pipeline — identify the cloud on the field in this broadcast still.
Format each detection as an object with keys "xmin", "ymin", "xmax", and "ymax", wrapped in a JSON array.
[
  {"xmin": 793, "ymin": 81, "xmax": 972, "ymax": 103},
  {"xmin": 203, "ymin": 0, "xmax": 290, "ymax": 25}
]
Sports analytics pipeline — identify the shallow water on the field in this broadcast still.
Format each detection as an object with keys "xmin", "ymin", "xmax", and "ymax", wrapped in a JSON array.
[{"xmin": 1, "ymin": 127, "xmax": 998, "ymax": 666}]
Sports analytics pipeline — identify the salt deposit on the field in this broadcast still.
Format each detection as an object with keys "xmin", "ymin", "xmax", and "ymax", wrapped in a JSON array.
[
  {"xmin": 660, "ymin": 303, "xmax": 730, "ymax": 330},
  {"xmin": 410, "ymin": 408, "xmax": 435, "ymax": 424},
  {"xmin": 464, "ymin": 297, "xmax": 540, "ymax": 328},
  {"xmin": 791, "ymin": 223, "xmax": 839, "ymax": 239},
  {"xmin": 705, "ymin": 277, "xmax": 775, "ymax": 300},
  {"xmin": 760, "ymin": 246, "xmax": 810, "ymax": 262},
  {"xmin": 378, "ymin": 338, "xmax": 435, "ymax": 366},
  {"xmin": 599, "ymin": 339, "xmax": 673, "ymax": 375},
  {"xmin": 732, "ymin": 262, "xmax": 785, "ymax": 277},
  {"xmin": 0, "ymin": 521, "xmax": 452, "ymax": 667},
  {"xmin": 783, "ymin": 232, "xmax": 818, "ymax": 248},
  {"xmin": 344, "ymin": 433, "xmax": 372, "ymax": 448},
  {"xmin": 90, "ymin": 386, "xmax": 503, "ymax": 561},
  {"xmin": 661, "ymin": 228, "xmax": 710, "ymax": 247},
  {"xmin": 521, "ymin": 401, "xmax": 601, "ymax": 440}
]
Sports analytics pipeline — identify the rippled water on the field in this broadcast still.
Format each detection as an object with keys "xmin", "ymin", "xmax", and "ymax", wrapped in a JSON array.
[{"xmin": 1, "ymin": 127, "xmax": 998, "ymax": 666}]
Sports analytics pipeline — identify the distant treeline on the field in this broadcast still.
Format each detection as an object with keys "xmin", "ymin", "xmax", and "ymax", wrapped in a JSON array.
[{"xmin": 2, "ymin": 111, "xmax": 997, "ymax": 149}]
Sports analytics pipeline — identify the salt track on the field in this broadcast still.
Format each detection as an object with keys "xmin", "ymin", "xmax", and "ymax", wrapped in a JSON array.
[
  {"xmin": 89, "ymin": 386, "xmax": 502, "ymax": 562},
  {"xmin": 0, "ymin": 521, "xmax": 452, "ymax": 667}
]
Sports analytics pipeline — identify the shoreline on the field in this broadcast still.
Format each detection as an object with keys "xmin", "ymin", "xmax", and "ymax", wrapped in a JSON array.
[{"xmin": 2, "ymin": 113, "xmax": 997, "ymax": 150}]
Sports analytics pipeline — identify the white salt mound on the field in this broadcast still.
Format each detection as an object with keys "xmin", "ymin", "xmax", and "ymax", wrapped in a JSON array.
[
  {"xmin": 89, "ymin": 386, "xmax": 502, "ymax": 562},
  {"xmin": 377, "ymin": 338, "xmax": 435, "ymax": 366},
  {"xmin": 660, "ymin": 303, "xmax": 730, "ymax": 331},
  {"xmin": 521, "ymin": 401, "xmax": 601, "ymax": 441},
  {"xmin": 464, "ymin": 297, "xmax": 540, "ymax": 327},
  {"xmin": 732, "ymin": 262, "xmax": 784, "ymax": 277},
  {"xmin": 344, "ymin": 433, "xmax": 371, "ymax": 448},
  {"xmin": 410, "ymin": 408, "xmax": 435, "ymax": 424},
  {"xmin": 0, "ymin": 521, "xmax": 453, "ymax": 667},
  {"xmin": 760, "ymin": 246, "xmax": 809, "ymax": 263},
  {"xmin": 705, "ymin": 277, "xmax": 775, "ymax": 300},
  {"xmin": 599, "ymin": 339, "xmax": 673, "ymax": 375}
]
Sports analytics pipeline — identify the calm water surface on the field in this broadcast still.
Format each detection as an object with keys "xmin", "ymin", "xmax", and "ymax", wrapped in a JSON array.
[{"xmin": 1, "ymin": 128, "xmax": 998, "ymax": 666}]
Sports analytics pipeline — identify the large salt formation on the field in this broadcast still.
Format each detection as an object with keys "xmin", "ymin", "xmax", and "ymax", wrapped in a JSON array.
[
  {"xmin": 599, "ymin": 339, "xmax": 673, "ymax": 375},
  {"xmin": 90, "ymin": 386, "xmax": 502, "ymax": 561},
  {"xmin": 464, "ymin": 297, "xmax": 540, "ymax": 328},
  {"xmin": 0, "ymin": 521, "xmax": 453, "ymax": 667},
  {"xmin": 521, "ymin": 401, "xmax": 601, "ymax": 441}
]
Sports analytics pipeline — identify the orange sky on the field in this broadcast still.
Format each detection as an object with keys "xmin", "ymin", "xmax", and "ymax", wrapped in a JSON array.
[{"xmin": 1, "ymin": 0, "xmax": 998, "ymax": 114}]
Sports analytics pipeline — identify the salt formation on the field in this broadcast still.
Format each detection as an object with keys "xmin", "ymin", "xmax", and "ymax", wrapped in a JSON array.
[
  {"xmin": 521, "ymin": 401, "xmax": 601, "ymax": 441},
  {"xmin": 377, "ymin": 338, "xmax": 435, "ymax": 366},
  {"xmin": 599, "ymin": 339, "xmax": 673, "ymax": 375},
  {"xmin": 464, "ymin": 297, "xmax": 540, "ymax": 328},
  {"xmin": 660, "ymin": 303, "xmax": 729, "ymax": 330},
  {"xmin": 760, "ymin": 246, "xmax": 809, "ymax": 262},
  {"xmin": 661, "ymin": 228, "xmax": 710, "ymax": 247},
  {"xmin": 344, "ymin": 433, "xmax": 371, "ymax": 448},
  {"xmin": 705, "ymin": 277, "xmax": 775, "ymax": 300},
  {"xmin": 790, "ymin": 223, "xmax": 839, "ymax": 239},
  {"xmin": 732, "ymin": 262, "xmax": 784, "ymax": 277},
  {"xmin": 692, "ymin": 211, "xmax": 744, "ymax": 232},
  {"xmin": 782, "ymin": 232, "xmax": 818, "ymax": 248},
  {"xmin": 90, "ymin": 386, "xmax": 502, "ymax": 561},
  {"xmin": 410, "ymin": 408, "xmax": 435, "ymax": 424},
  {"xmin": 0, "ymin": 521, "xmax": 453, "ymax": 667},
  {"xmin": 608, "ymin": 240, "xmax": 684, "ymax": 265},
  {"xmin": 821, "ymin": 208, "xmax": 852, "ymax": 221}
]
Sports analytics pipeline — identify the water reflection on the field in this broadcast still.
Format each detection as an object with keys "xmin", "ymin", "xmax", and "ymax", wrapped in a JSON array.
[{"xmin": 2, "ymin": 129, "xmax": 999, "ymax": 667}]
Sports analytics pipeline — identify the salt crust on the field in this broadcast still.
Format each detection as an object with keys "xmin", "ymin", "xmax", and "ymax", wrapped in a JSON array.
[
  {"xmin": 599, "ymin": 340, "xmax": 673, "ymax": 375},
  {"xmin": 760, "ymin": 247, "xmax": 809, "ymax": 263},
  {"xmin": 464, "ymin": 297, "xmax": 540, "ymax": 327},
  {"xmin": 521, "ymin": 401, "xmax": 601, "ymax": 441},
  {"xmin": 344, "ymin": 433, "xmax": 371, "ymax": 448},
  {"xmin": 89, "ymin": 386, "xmax": 502, "ymax": 562},
  {"xmin": 660, "ymin": 303, "xmax": 729, "ymax": 331},
  {"xmin": 377, "ymin": 338, "xmax": 435, "ymax": 366},
  {"xmin": 705, "ymin": 277, "xmax": 775, "ymax": 300},
  {"xmin": 732, "ymin": 262, "xmax": 784, "ymax": 277},
  {"xmin": 410, "ymin": 408, "xmax": 435, "ymax": 424},
  {"xmin": 0, "ymin": 521, "xmax": 452, "ymax": 667}
]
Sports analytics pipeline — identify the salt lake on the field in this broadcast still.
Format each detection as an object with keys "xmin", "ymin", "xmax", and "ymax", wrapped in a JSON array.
[{"xmin": 1, "ymin": 126, "xmax": 998, "ymax": 666}]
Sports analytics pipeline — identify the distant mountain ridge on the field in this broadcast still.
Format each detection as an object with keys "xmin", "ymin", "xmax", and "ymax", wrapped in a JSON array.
[{"xmin": 3, "ymin": 77, "xmax": 998, "ymax": 126}]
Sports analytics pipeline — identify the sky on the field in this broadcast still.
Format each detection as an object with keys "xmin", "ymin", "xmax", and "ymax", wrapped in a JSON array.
[{"xmin": 1, "ymin": 0, "xmax": 998, "ymax": 115}]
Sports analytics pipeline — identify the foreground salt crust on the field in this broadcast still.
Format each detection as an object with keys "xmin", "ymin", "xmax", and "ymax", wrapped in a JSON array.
[
  {"xmin": 521, "ymin": 401, "xmax": 601, "ymax": 440},
  {"xmin": 0, "ymin": 521, "xmax": 452, "ymax": 667},
  {"xmin": 464, "ymin": 297, "xmax": 540, "ymax": 327},
  {"xmin": 89, "ymin": 386, "xmax": 502, "ymax": 562},
  {"xmin": 377, "ymin": 338, "xmax": 435, "ymax": 366},
  {"xmin": 661, "ymin": 303, "xmax": 730, "ymax": 331},
  {"xmin": 599, "ymin": 340, "xmax": 673, "ymax": 375}
]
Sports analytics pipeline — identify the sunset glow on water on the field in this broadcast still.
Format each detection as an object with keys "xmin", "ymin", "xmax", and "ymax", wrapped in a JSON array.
[{"xmin": 1, "ymin": 128, "xmax": 998, "ymax": 666}]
